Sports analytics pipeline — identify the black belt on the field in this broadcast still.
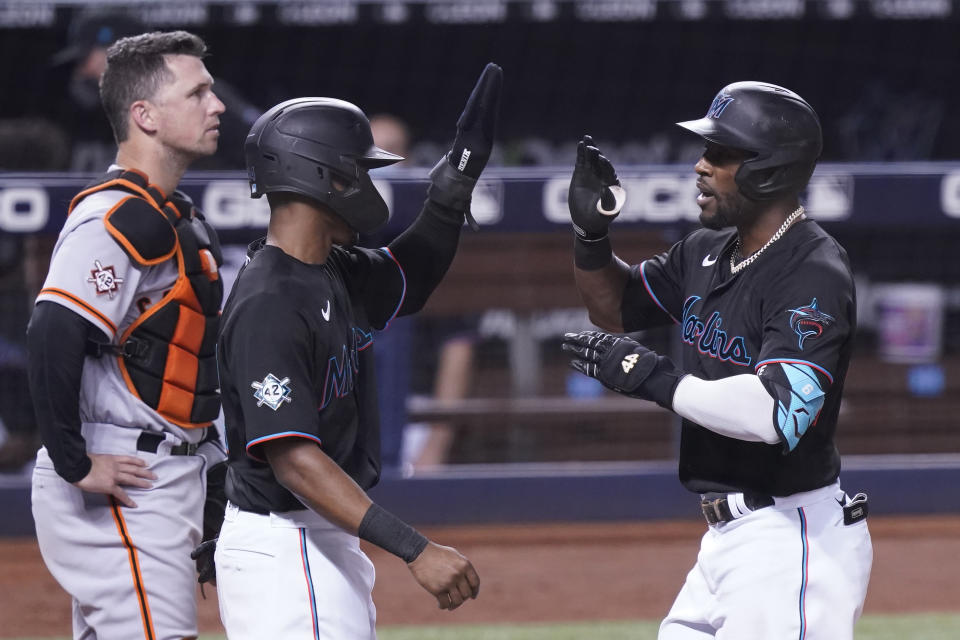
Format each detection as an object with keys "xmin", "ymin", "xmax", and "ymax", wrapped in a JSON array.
[
  {"xmin": 700, "ymin": 491, "xmax": 775, "ymax": 525},
  {"xmin": 136, "ymin": 431, "xmax": 198, "ymax": 456}
]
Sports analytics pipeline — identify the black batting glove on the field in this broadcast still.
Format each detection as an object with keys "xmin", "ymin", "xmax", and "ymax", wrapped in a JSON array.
[
  {"xmin": 190, "ymin": 538, "xmax": 217, "ymax": 586},
  {"xmin": 561, "ymin": 330, "xmax": 685, "ymax": 410},
  {"xmin": 568, "ymin": 136, "xmax": 626, "ymax": 241},
  {"xmin": 450, "ymin": 62, "xmax": 502, "ymax": 179},
  {"xmin": 428, "ymin": 63, "xmax": 503, "ymax": 229}
]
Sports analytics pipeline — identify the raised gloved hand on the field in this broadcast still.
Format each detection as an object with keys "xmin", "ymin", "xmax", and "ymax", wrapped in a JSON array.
[
  {"xmin": 428, "ymin": 62, "xmax": 503, "ymax": 228},
  {"xmin": 561, "ymin": 330, "xmax": 684, "ymax": 409},
  {"xmin": 568, "ymin": 136, "xmax": 626, "ymax": 241},
  {"xmin": 450, "ymin": 62, "xmax": 502, "ymax": 180}
]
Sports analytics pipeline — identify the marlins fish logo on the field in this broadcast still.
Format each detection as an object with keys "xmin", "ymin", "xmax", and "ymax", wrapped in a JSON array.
[
  {"xmin": 786, "ymin": 298, "xmax": 834, "ymax": 349},
  {"xmin": 706, "ymin": 93, "xmax": 734, "ymax": 119}
]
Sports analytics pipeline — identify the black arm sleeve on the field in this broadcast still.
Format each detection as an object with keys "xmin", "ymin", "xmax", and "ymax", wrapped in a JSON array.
[
  {"xmin": 384, "ymin": 199, "xmax": 463, "ymax": 316},
  {"xmin": 26, "ymin": 301, "xmax": 104, "ymax": 482}
]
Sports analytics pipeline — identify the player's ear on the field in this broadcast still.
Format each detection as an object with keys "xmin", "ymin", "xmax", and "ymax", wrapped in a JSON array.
[{"xmin": 130, "ymin": 100, "xmax": 158, "ymax": 135}]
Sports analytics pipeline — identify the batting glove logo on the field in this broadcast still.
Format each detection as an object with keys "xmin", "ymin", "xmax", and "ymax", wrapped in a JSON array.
[
  {"xmin": 621, "ymin": 353, "xmax": 639, "ymax": 373},
  {"xmin": 251, "ymin": 373, "xmax": 292, "ymax": 411}
]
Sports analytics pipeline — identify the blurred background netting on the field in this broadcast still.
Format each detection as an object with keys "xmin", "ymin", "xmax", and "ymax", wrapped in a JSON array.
[{"xmin": 1, "ymin": 0, "xmax": 958, "ymax": 473}]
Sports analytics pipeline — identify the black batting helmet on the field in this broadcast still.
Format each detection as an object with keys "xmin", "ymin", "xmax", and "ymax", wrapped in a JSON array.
[
  {"xmin": 677, "ymin": 81, "xmax": 822, "ymax": 201},
  {"xmin": 245, "ymin": 97, "xmax": 403, "ymax": 233}
]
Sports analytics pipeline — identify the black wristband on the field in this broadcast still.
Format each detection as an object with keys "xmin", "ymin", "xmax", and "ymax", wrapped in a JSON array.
[
  {"xmin": 358, "ymin": 503, "xmax": 428, "ymax": 563},
  {"xmin": 574, "ymin": 233, "xmax": 613, "ymax": 270},
  {"xmin": 646, "ymin": 357, "xmax": 686, "ymax": 411}
]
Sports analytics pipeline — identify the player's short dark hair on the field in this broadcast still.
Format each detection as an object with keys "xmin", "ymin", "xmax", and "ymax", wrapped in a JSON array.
[{"xmin": 100, "ymin": 31, "xmax": 208, "ymax": 143}]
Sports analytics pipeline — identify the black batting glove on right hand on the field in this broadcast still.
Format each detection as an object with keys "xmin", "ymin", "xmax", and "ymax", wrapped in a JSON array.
[
  {"xmin": 428, "ymin": 63, "xmax": 503, "ymax": 229},
  {"xmin": 568, "ymin": 136, "xmax": 626, "ymax": 241},
  {"xmin": 562, "ymin": 330, "xmax": 684, "ymax": 410}
]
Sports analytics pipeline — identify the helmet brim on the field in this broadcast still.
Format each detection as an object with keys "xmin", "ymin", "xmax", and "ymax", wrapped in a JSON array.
[
  {"xmin": 357, "ymin": 146, "xmax": 404, "ymax": 169},
  {"xmin": 676, "ymin": 118, "xmax": 751, "ymax": 151}
]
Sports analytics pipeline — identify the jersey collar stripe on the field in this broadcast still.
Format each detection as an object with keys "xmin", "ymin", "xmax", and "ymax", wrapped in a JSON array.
[
  {"xmin": 39, "ymin": 287, "xmax": 118, "ymax": 336},
  {"xmin": 379, "ymin": 246, "xmax": 407, "ymax": 330},
  {"xmin": 797, "ymin": 507, "xmax": 809, "ymax": 640},
  {"xmin": 755, "ymin": 358, "xmax": 833, "ymax": 385},
  {"xmin": 245, "ymin": 432, "xmax": 323, "ymax": 462},
  {"xmin": 299, "ymin": 529, "xmax": 321, "ymax": 640},
  {"xmin": 640, "ymin": 261, "xmax": 679, "ymax": 324},
  {"xmin": 110, "ymin": 498, "xmax": 157, "ymax": 640}
]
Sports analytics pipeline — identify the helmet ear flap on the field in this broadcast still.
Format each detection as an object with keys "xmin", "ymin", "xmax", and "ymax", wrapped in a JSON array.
[
  {"xmin": 735, "ymin": 152, "xmax": 817, "ymax": 201},
  {"xmin": 735, "ymin": 162, "xmax": 785, "ymax": 201}
]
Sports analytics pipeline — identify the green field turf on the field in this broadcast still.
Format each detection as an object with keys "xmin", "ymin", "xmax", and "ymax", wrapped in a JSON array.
[
  {"xmin": 12, "ymin": 613, "xmax": 960, "ymax": 640},
  {"xmin": 377, "ymin": 614, "xmax": 960, "ymax": 640}
]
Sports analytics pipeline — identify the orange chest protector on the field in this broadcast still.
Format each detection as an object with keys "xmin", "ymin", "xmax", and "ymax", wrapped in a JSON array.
[{"xmin": 72, "ymin": 169, "xmax": 223, "ymax": 428}]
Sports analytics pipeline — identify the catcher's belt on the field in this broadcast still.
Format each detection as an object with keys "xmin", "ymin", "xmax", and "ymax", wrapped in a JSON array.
[{"xmin": 74, "ymin": 168, "xmax": 223, "ymax": 428}]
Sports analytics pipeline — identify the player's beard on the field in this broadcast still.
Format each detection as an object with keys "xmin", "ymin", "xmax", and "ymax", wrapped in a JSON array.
[{"xmin": 699, "ymin": 190, "xmax": 759, "ymax": 231}]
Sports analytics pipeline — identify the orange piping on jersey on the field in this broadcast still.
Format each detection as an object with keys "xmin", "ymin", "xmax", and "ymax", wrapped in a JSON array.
[
  {"xmin": 103, "ymin": 196, "xmax": 177, "ymax": 266},
  {"xmin": 38, "ymin": 287, "xmax": 118, "ymax": 335},
  {"xmin": 110, "ymin": 498, "xmax": 157, "ymax": 640}
]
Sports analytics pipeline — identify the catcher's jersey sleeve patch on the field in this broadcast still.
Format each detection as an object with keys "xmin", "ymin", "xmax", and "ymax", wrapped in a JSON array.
[
  {"xmin": 37, "ymin": 217, "xmax": 146, "ymax": 338},
  {"xmin": 86, "ymin": 260, "xmax": 124, "ymax": 299}
]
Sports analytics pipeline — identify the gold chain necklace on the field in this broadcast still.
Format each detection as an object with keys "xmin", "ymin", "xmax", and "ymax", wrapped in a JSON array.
[{"xmin": 730, "ymin": 206, "xmax": 805, "ymax": 275}]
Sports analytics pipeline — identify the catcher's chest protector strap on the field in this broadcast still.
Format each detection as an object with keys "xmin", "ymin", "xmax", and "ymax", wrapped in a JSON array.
[{"xmin": 73, "ymin": 169, "xmax": 224, "ymax": 428}]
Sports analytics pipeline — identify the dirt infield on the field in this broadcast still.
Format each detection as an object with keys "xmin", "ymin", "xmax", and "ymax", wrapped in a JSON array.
[{"xmin": 1, "ymin": 515, "xmax": 957, "ymax": 637}]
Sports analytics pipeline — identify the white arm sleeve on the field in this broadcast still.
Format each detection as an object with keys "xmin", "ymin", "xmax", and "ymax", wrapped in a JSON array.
[{"xmin": 672, "ymin": 374, "xmax": 780, "ymax": 444}]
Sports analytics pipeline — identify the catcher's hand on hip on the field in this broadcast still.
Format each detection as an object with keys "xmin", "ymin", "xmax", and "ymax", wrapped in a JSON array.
[
  {"xmin": 562, "ymin": 330, "xmax": 684, "ymax": 409},
  {"xmin": 74, "ymin": 453, "xmax": 157, "ymax": 509},
  {"xmin": 568, "ymin": 136, "xmax": 626, "ymax": 240}
]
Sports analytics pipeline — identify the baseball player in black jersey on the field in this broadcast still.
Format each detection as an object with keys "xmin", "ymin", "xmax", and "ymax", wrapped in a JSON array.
[
  {"xmin": 209, "ymin": 65, "xmax": 501, "ymax": 639},
  {"xmin": 563, "ymin": 82, "xmax": 873, "ymax": 638}
]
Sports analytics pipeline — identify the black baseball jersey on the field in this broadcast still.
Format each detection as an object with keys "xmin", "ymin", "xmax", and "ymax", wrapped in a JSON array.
[
  {"xmin": 622, "ymin": 219, "xmax": 856, "ymax": 497},
  {"xmin": 218, "ymin": 239, "xmax": 406, "ymax": 514}
]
